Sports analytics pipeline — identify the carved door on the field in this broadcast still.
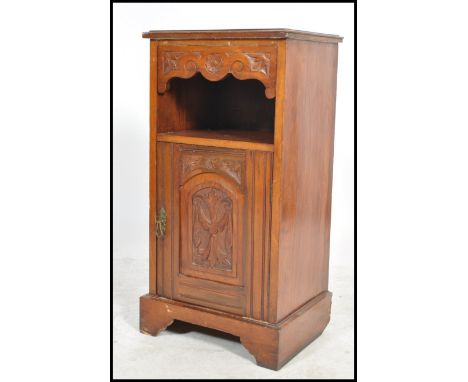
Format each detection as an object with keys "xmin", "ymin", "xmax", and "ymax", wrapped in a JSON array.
[{"xmin": 156, "ymin": 142, "xmax": 272, "ymax": 317}]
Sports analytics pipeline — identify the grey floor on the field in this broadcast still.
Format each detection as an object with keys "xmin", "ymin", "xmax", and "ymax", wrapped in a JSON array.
[{"xmin": 113, "ymin": 257, "xmax": 354, "ymax": 379}]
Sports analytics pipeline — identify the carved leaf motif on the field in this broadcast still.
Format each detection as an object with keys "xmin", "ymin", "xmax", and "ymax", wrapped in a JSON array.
[
  {"xmin": 220, "ymin": 159, "xmax": 241, "ymax": 181},
  {"xmin": 205, "ymin": 54, "xmax": 224, "ymax": 74},
  {"xmin": 244, "ymin": 53, "xmax": 271, "ymax": 76},
  {"xmin": 163, "ymin": 52, "xmax": 184, "ymax": 74},
  {"xmin": 182, "ymin": 155, "xmax": 204, "ymax": 175},
  {"xmin": 182, "ymin": 154, "xmax": 242, "ymax": 185},
  {"xmin": 192, "ymin": 188, "xmax": 233, "ymax": 271}
]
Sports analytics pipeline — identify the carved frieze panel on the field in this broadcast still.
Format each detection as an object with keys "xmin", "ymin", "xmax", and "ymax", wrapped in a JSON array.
[
  {"xmin": 157, "ymin": 45, "xmax": 277, "ymax": 98},
  {"xmin": 178, "ymin": 147, "xmax": 245, "ymax": 187}
]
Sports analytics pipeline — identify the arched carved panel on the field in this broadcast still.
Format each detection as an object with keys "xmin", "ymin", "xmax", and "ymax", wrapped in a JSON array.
[
  {"xmin": 192, "ymin": 187, "xmax": 233, "ymax": 271},
  {"xmin": 179, "ymin": 172, "xmax": 244, "ymax": 286},
  {"xmin": 158, "ymin": 45, "xmax": 277, "ymax": 99}
]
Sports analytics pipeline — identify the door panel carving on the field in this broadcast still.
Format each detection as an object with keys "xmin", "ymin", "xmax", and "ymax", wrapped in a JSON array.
[
  {"xmin": 179, "ymin": 174, "xmax": 243, "ymax": 286},
  {"xmin": 192, "ymin": 187, "xmax": 233, "ymax": 271}
]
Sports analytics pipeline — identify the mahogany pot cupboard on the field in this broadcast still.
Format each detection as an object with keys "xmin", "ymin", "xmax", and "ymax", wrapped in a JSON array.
[{"xmin": 139, "ymin": 29, "xmax": 343, "ymax": 370}]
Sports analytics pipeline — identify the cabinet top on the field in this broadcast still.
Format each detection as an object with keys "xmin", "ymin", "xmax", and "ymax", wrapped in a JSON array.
[{"xmin": 142, "ymin": 28, "xmax": 343, "ymax": 43}]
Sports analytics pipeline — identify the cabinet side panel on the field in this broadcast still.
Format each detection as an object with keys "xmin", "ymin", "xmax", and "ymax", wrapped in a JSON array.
[{"xmin": 277, "ymin": 40, "xmax": 338, "ymax": 321}]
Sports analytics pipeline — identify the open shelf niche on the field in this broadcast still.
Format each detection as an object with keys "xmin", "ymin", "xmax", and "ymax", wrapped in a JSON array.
[{"xmin": 156, "ymin": 73, "xmax": 276, "ymax": 151}]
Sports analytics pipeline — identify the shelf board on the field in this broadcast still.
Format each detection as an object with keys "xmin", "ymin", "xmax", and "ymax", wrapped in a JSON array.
[{"xmin": 156, "ymin": 130, "xmax": 274, "ymax": 152}]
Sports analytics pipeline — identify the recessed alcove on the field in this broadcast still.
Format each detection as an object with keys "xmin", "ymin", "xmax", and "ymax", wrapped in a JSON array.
[{"xmin": 156, "ymin": 73, "xmax": 275, "ymax": 151}]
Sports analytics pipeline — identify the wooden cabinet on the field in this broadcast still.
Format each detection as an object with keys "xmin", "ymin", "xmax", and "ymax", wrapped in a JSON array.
[{"xmin": 139, "ymin": 29, "xmax": 343, "ymax": 370}]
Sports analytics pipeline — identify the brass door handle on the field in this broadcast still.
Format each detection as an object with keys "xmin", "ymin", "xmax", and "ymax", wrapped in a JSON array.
[{"xmin": 155, "ymin": 207, "xmax": 166, "ymax": 239}]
